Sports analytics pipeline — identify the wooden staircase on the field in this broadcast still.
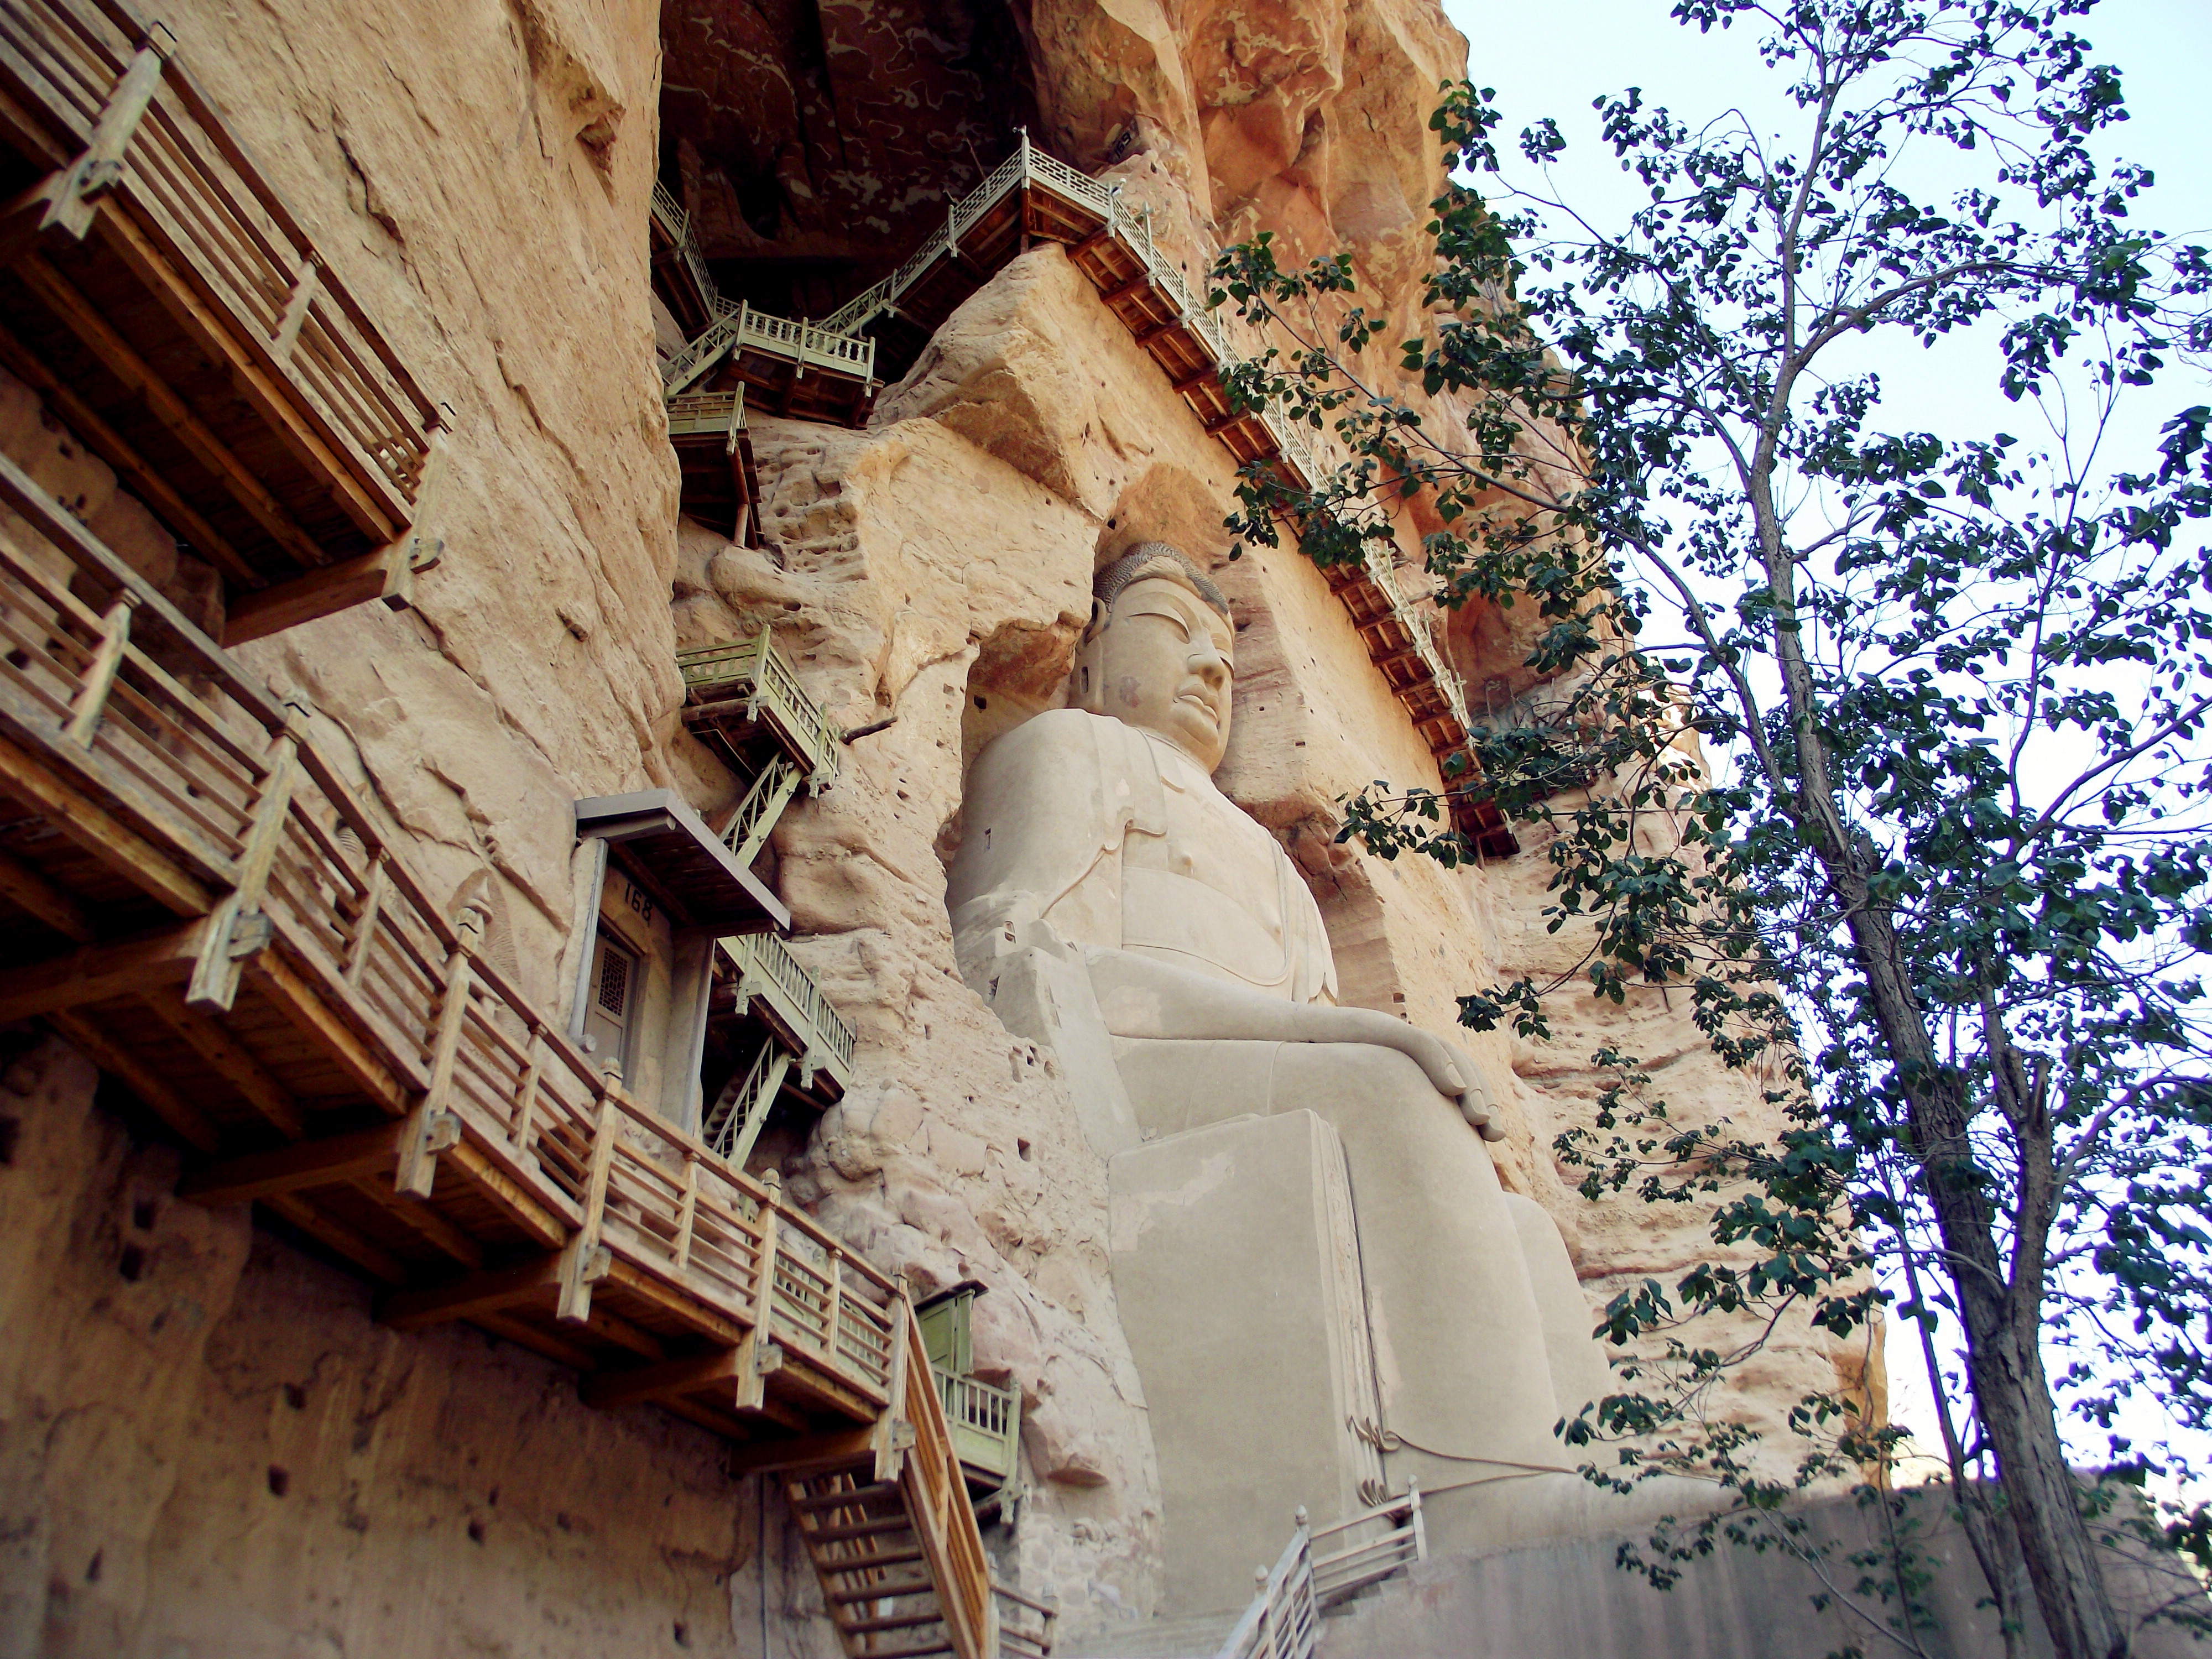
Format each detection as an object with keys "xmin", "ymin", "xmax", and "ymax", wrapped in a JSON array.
[{"xmin": 740, "ymin": 1296, "xmax": 1057, "ymax": 1659}]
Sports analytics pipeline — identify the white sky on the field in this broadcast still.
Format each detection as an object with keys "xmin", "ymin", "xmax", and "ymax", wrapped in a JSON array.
[{"xmin": 1433, "ymin": 0, "xmax": 2212, "ymax": 1495}]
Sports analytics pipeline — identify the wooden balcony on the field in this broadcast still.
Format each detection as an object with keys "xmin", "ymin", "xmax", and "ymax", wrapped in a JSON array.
[
  {"xmin": 680, "ymin": 626, "xmax": 844, "ymax": 794},
  {"xmin": 662, "ymin": 296, "xmax": 877, "ymax": 428},
  {"xmin": 0, "ymin": 441, "xmax": 917, "ymax": 1454},
  {"xmin": 0, "ymin": 0, "xmax": 442, "ymax": 646},
  {"xmin": 666, "ymin": 386, "xmax": 762, "ymax": 546}
]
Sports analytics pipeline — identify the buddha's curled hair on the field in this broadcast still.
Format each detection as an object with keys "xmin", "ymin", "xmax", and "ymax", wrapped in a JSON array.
[{"xmin": 1087, "ymin": 542, "xmax": 1229, "ymax": 637}]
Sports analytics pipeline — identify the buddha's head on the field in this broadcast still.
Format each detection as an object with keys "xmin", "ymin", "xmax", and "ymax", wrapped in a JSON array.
[{"xmin": 1069, "ymin": 543, "xmax": 1234, "ymax": 770}]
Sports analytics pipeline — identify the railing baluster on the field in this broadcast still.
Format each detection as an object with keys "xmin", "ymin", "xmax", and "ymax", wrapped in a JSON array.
[
  {"xmin": 342, "ymin": 847, "xmax": 388, "ymax": 987},
  {"xmin": 63, "ymin": 587, "xmax": 139, "ymax": 745},
  {"xmin": 511, "ymin": 1022, "xmax": 545, "ymax": 1153}
]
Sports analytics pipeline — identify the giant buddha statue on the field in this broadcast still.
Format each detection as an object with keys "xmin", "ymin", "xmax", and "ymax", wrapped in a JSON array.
[{"xmin": 947, "ymin": 544, "xmax": 1626, "ymax": 1610}]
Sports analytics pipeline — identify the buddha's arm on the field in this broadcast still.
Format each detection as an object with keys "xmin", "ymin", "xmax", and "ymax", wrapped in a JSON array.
[{"xmin": 1083, "ymin": 946, "xmax": 1503, "ymax": 1138}]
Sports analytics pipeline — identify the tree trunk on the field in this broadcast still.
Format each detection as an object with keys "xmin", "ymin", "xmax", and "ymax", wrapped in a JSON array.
[{"xmin": 1836, "ymin": 888, "xmax": 2130, "ymax": 1659}]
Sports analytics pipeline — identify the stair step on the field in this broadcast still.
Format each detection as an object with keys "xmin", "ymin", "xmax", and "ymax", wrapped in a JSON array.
[
  {"xmin": 841, "ymin": 1645, "xmax": 954, "ymax": 1659},
  {"xmin": 810, "ymin": 1531, "xmax": 920, "ymax": 1557},
  {"xmin": 791, "ymin": 1482, "xmax": 901, "ymax": 1513},
  {"xmin": 818, "ymin": 1547, "xmax": 927, "ymax": 1573},
  {"xmin": 837, "ymin": 1610, "xmax": 948, "ymax": 1635},
  {"xmin": 829, "ymin": 1579, "xmax": 939, "ymax": 1604}
]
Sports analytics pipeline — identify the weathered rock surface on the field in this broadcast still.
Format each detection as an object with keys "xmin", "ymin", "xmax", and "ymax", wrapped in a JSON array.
[{"xmin": 0, "ymin": 0, "xmax": 1860, "ymax": 1646}]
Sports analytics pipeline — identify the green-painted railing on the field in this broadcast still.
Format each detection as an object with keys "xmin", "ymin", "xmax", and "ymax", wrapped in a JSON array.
[
  {"xmin": 678, "ymin": 627, "xmax": 842, "ymax": 790},
  {"xmin": 936, "ymin": 1366, "xmax": 1021, "ymax": 1485},
  {"xmin": 723, "ymin": 928, "xmax": 857, "ymax": 1081}
]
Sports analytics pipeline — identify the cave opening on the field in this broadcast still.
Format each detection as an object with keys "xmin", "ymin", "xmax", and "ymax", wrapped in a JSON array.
[{"xmin": 658, "ymin": 0, "xmax": 1041, "ymax": 325}]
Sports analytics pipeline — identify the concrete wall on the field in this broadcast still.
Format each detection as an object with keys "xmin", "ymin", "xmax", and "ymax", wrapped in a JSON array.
[{"xmin": 1318, "ymin": 1487, "xmax": 2208, "ymax": 1659}]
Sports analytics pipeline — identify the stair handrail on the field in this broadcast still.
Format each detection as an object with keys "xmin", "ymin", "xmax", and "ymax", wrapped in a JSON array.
[
  {"xmin": 1215, "ymin": 1511, "xmax": 1318, "ymax": 1659},
  {"xmin": 890, "ymin": 1297, "xmax": 999, "ymax": 1659}
]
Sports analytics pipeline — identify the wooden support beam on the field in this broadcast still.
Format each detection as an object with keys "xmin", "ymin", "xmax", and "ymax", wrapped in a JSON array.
[
  {"xmin": 726, "ymin": 1423, "xmax": 878, "ymax": 1477},
  {"xmin": 1097, "ymin": 269, "xmax": 1152, "ymax": 305},
  {"xmin": 0, "ymin": 728, "xmax": 216, "ymax": 919},
  {"xmin": 48, "ymin": 1008, "xmax": 219, "ymax": 1152},
  {"xmin": 441, "ymin": 1139, "xmax": 568, "ymax": 1249},
  {"xmin": 474, "ymin": 1308, "xmax": 600, "ymax": 1371},
  {"xmin": 0, "ymin": 919, "xmax": 206, "ymax": 1024},
  {"xmin": 1170, "ymin": 367, "xmax": 1219, "ymax": 398},
  {"xmin": 140, "ymin": 995, "xmax": 307, "ymax": 1138},
  {"xmin": 0, "ymin": 843, "xmax": 93, "ymax": 942},
  {"xmin": 352, "ymin": 1174, "xmax": 482, "ymax": 1267},
  {"xmin": 377, "ymin": 1251, "xmax": 562, "ymax": 1331},
  {"xmin": 1068, "ymin": 222, "xmax": 1118, "ymax": 263},
  {"xmin": 0, "ymin": 318, "xmax": 257, "ymax": 585},
  {"xmin": 179, "ymin": 1120, "xmax": 405, "ymax": 1204},
  {"xmin": 221, "ymin": 538, "xmax": 419, "ymax": 646},
  {"xmin": 579, "ymin": 1301, "xmax": 667, "ymax": 1363},
  {"xmin": 243, "ymin": 942, "xmax": 418, "ymax": 1117},
  {"xmin": 15, "ymin": 253, "xmax": 331, "ymax": 572},
  {"xmin": 1131, "ymin": 315, "xmax": 1186, "ymax": 348},
  {"xmin": 580, "ymin": 1344, "xmax": 745, "ymax": 1411},
  {"xmin": 603, "ymin": 1257, "xmax": 747, "ymax": 1345},
  {"xmin": 263, "ymin": 1191, "xmax": 408, "ymax": 1284}
]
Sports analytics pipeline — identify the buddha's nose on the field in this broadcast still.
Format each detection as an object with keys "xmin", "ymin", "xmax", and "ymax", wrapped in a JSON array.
[{"xmin": 1187, "ymin": 641, "xmax": 1229, "ymax": 690}]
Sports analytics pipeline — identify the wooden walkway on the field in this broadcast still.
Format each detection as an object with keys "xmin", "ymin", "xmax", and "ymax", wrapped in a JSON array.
[
  {"xmin": 0, "ymin": 0, "xmax": 442, "ymax": 645},
  {"xmin": 819, "ymin": 138, "xmax": 1516, "ymax": 856}
]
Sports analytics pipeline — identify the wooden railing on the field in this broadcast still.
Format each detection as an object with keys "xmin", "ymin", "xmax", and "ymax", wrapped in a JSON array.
[
  {"xmin": 1212, "ymin": 1486, "xmax": 1426, "ymax": 1659},
  {"xmin": 650, "ymin": 178, "xmax": 717, "ymax": 316},
  {"xmin": 661, "ymin": 296, "xmax": 878, "ymax": 398},
  {"xmin": 678, "ymin": 626, "xmax": 844, "ymax": 790},
  {"xmin": 666, "ymin": 385, "xmax": 747, "ymax": 442},
  {"xmin": 0, "ymin": 441, "xmax": 903, "ymax": 1415},
  {"xmin": 723, "ymin": 928, "xmax": 858, "ymax": 1079},
  {"xmin": 993, "ymin": 1579, "xmax": 1058, "ymax": 1659},
  {"xmin": 0, "ymin": 0, "xmax": 439, "ymax": 537},
  {"xmin": 937, "ymin": 1366, "xmax": 1022, "ymax": 1485},
  {"xmin": 892, "ymin": 1297, "xmax": 1000, "ymax": 1659},
  {"xmin": 1217, "ymin": 1515, "xmax": 1319, "ymax": 1659}
]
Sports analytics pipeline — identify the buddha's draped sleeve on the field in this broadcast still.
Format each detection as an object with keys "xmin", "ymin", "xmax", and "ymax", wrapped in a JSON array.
[{"xmin": 946, "ymin": 708, "xmax": 1167, "ymax": 980}]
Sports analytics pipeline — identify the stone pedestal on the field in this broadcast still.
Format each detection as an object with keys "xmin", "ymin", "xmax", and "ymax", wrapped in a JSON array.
[{"xmin": 1107, "ymin": 1110, "xmax": 1384, "ymax": 1614}]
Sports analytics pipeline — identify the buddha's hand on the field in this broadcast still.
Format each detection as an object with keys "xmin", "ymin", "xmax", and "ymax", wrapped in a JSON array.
[{"xmin": 1340, "ymin": 1010, "xmax": 1506, "ymax": 1142}]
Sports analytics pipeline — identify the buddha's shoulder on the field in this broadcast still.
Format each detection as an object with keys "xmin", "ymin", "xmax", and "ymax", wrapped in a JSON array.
[{"xmin": 979, "ymin": 707, "xmax": 1142, "ymax": 769}]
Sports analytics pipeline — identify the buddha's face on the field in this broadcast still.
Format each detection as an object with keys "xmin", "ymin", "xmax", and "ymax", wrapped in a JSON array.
[{"xmin": 1083, "ymin": 574, "xmax": 1234, "ymax": 770}]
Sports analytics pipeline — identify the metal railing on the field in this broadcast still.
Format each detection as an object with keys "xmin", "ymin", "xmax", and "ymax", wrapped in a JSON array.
[
  {"xmin": 677, "ymin": 626, "xmax": 844, "ymax": 790},
  {"xmin": 0, "ymin": 442, "xmax": 904, "ymax": 1412},
  {"xmin": 0, "ymin": 0, "xmax": 439, "ymax": 527},
  {"xmin": 722, "ymin": 929, "xmax": 858, "ymax": 1080}
]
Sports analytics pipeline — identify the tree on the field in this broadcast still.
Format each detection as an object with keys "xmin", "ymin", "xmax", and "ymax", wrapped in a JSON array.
[{"xmin": 1209, "ymin": 2, "xmax": 2212, "ymax": 1655}]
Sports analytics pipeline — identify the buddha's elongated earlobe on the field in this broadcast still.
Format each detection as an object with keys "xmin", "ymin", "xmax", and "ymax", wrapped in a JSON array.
[{"xmin": 1068, "ymin": 604, "xmax": 1108, "ymax": 712}]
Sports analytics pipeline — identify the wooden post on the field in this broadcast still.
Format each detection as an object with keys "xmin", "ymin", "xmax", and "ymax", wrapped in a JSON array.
[
  {"xmin": 64, "ymin": 588, "xmax": 140, "ymax": 745},
  {"xmin": 1408, "ymin": 1478, "xmax": 1426, "ymax": 1563},
  {"xmin": 557, "ymin": 1067, "xmax": 620, "ymax": 1323},
  {"xmin": 185, "ymin": 709, "xmax": 305, "ymax": 1014},
  {"xmin": 735, "ymin": 1168, "xmax": 782, "ymax": 1411},
  {"xmin": 394, "ymin": 903, "xmax": 484, "ymax": 1198},
  {"xmin": 45, "ymin": 40, "xmax": 167, "ymax": 241},
  {"xmin": 873, "ymin": 1290, "xmax": 912, "ymax": 1483},
  {"xmin": 823, "ymin": 1242, "xmax": 844, "ymax": 1374}
]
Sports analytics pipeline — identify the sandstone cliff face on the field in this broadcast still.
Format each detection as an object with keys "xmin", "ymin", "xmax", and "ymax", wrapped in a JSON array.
[{"xmin": 0, "ymin": 0, "xmax": 1852, "ymax": 1647}]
